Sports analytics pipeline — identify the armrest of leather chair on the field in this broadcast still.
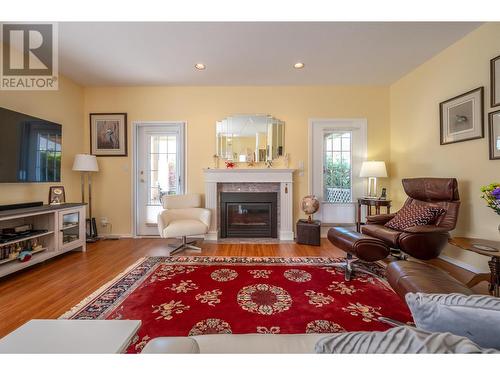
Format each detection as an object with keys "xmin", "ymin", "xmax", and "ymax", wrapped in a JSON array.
[
  {"xmin": 365, "ymin": 213, "xmax": 396, "ymax": 225},
  {"xmin": 402, "ymin": 225, "xmax": 450, "ymax": 234}
]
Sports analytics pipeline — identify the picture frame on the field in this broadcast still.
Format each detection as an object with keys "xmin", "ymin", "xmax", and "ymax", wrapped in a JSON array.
[
  {"xmin": 90, "ymin": 113, "xmax": 128, "ymax": 156},
  {"xmin": 489, "ymin": 109, "xmax": 500, "ymax": 160},
  {"xmin": 48, "ymin": 186, "xmax": 66, "ymax": 205},
  {"xmin": 439, "ymin": 87, "xmax": 484, "ymax": 145},
  {"xmin": 491, "ymin": 54, "xmax": 500, "ymax": 108}
]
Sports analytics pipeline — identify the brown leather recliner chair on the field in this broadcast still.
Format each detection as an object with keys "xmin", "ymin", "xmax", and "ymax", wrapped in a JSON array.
[{"xmin": 361, "ymin": 178, "xmax": 460, "ymax": 260}]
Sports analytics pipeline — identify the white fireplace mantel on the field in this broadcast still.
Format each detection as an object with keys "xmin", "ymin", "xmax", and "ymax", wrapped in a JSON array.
[{"xmin": 203, "ymin": 168, "xmax": 296, "ymax": 241}]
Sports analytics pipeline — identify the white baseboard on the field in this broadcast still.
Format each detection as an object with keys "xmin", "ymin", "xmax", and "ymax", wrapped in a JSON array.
[
  {"xmin": 279, "ymin": 231, "xmax": 294, "ymax": 241},
  {"xmin": 98, "ymin": 233, "xmax": 134, "ymax": 239},
  {"xmin": 438, "ymin": 254, "xmax": 483, "ymax": 274},
  {"xmin": 205, "ymin": 232, "xmax": 218, "ymax": 241}
]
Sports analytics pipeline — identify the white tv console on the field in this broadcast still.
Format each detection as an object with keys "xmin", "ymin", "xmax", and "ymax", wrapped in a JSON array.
[{"xmin": 0, "ymin": 203, "xmax": 86, "ymax": 278}]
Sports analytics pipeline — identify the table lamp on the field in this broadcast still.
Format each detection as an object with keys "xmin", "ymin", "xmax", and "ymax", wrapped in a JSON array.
[
  {"xmin": 72, "ymin": 154, "xmax": 99, "ymax": 241},
  {"xmin": 359, "ymin": 161, "xmax": 387, "ymax": 198}
]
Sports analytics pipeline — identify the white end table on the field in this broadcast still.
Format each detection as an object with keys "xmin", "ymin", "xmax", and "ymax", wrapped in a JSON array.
[{"xmin": 0, "ymin": 319, "xmax": 141, "ymax": 353}]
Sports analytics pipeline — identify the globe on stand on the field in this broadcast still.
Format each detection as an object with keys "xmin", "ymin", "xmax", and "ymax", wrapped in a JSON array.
[{"xmin": 300, "ymin": 195, "xmax": 320, "ymax": 223}]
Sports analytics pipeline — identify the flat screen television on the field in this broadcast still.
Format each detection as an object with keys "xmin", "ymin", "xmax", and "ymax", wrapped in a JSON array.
[{"xmin": 0, "ymin": 107, "xmax": 62, "ymax": 183}]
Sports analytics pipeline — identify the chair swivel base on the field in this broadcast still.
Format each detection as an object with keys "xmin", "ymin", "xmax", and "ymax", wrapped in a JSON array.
[
  {"xmin": 168, "ymin": 236, "xmax": 202, "ymax": 255},
  {"xmin": 327, "ymin": 254, "xmax": 356, "ymax": 281}
]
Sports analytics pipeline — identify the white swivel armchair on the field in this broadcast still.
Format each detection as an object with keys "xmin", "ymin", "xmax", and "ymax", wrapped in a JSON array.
[{"xmin": 157, "ymin": 194, "xmax": 211, "ymax": 255}]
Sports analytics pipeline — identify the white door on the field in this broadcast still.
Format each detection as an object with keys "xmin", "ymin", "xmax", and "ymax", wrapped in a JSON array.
[
  {"xmin": 309, "ymin": 119, "xmax": 367, "ymax": 224},
  {"xmin": 135, "ymin": 123, "xmax": 185, "ymax": 236}
]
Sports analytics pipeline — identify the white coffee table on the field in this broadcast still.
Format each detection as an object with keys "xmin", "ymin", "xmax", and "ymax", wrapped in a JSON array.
[{"xmin": 0, "ymin": 319, "xmax": 141, "ymax": 353}]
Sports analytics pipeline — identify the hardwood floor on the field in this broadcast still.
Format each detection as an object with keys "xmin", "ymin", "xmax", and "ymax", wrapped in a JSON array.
[{"xmin": 0, "ymin": 237, "xmax": 487, "ymax": 338}]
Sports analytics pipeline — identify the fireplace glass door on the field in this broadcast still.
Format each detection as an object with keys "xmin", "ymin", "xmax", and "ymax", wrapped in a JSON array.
[
  {"xmin": 220, "ymin": 192, "xmax": 278, "ymax": 238},
  {"xmin": 226, "ymin": 203, "xmax": 272, "ymax": 237}
]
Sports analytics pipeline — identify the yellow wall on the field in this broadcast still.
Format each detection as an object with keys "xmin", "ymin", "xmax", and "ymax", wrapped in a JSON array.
[
  {"xmin": 390, "ymin": 23, "xmax": 500, "ymax": 272},
  {"xmin": 83, "ymin": 86, "xmax": 390, "ymax": 235},
  {"xmin": 0, "ymin": 75, "xmax": 84, "ymax": 205}
]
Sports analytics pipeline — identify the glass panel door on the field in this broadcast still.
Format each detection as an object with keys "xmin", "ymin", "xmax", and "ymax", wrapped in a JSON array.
[
  {"xmin": 61, "ymin": 211, "xmax": 80, "ymax": 245},
  {"xmin": 136, "ymin": 123, "xmax": 185, "ymax": 236},
  {"xmin": 310, "ymin": 119, "xmax": 367, "ymax": 224}
]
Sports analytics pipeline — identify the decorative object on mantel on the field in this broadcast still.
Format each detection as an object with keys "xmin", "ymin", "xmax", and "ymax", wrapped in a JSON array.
[
  {"xmin": 480, "ymin": 182, "xmax": 500, "ymax": 234},
  {"xmin": 246, "ymin": 150, "xmax": 256, "ymax": 166},
  {"xmin": 225, "ymin": 160, "xmax": 235, "ymax": 169},
  {"xmin": 212, "ymin": 154, "xmax": 220, "ymax": 169},
  {"xmin": 48, "ymin": 186, "xmax": 66, "ymax": 205},
  {"xmin": 300, "ymin": 195, "xmax": 320, "ymax": 223},
  {"xmin": 488, "ymin": 109, "xmax": 500, "ymax": 160},
  {"xmin": 90, "ymin": 113, "xmax": 127, "ymax": 156},
  {"xmin": 491, "ymin": 54, "xmax": 500, "ymax": 107},
  {"xmin": 72, "ymin": 154, "xmax": 99, "ymax": 242},
  {"xmin": 439, "ymin": 87, "xmax": 484, "ymax": 145}
]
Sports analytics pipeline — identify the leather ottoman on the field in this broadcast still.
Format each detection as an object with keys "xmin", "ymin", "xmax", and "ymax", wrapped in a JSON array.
[
  {"xmin": 386, "ymin": 260, "xmax": 473, "ymax": 300},
  {"xmin": 327, "ymin": 227, "xmax": 390, "ymax": 281}
]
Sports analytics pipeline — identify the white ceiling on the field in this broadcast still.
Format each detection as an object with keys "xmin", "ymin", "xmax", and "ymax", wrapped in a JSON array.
[{"xmin": 58, "ymin": 22, "xmax": 481, "ymax": 86}]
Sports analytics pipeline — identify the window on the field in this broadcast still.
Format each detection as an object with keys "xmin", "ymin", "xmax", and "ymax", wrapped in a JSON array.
[{"xmin": 323, "ymin": 131, "xmax": 352, "ymax": 203}]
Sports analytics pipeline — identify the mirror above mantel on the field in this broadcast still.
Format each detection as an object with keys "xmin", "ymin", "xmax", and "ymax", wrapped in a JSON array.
[{"xmin": 216, "ymin": 115, "xmax": 284, "ymax": 162}]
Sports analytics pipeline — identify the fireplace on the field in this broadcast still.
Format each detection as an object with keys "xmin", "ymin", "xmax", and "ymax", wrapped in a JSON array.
[{"xmin": 220, "ymin": 192, "xmax": 278, "ymax": 238}]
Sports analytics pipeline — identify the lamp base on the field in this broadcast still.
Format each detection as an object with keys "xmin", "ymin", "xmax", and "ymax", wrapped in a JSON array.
[{"xmin": 366, "ymin": 177, "xmax": 378, "ymax": 198}]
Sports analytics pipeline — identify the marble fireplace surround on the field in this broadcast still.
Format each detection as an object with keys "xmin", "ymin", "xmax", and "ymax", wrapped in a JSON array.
[{"xmin": 203, "ymin": 169, "xmax": 295, "ymax": 241}]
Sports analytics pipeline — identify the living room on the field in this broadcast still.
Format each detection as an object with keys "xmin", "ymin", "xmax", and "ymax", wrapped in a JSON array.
[{"xmin": 1, "ymin": 0, "xmax": 500, "ymax": 373}]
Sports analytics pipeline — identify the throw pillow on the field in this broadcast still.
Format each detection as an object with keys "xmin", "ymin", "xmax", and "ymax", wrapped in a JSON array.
[
  {"xmin": 384, "ymin": 204, "xmax": 445, "ymax": 230},
  {"xmin": 314, "ymin": 326, "xmax": 497, "ymax": 354},
  {"xmin": 405, "ymin": 292, "xmax": 500, "ymax": 350}
]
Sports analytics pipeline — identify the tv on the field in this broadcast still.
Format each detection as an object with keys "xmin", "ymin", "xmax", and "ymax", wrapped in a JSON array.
[{"xmin": 0, "ymin": 107, "xmax": 62, "ymax": 183}]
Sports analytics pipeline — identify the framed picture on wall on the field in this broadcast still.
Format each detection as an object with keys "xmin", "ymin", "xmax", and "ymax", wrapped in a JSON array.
[
  {"xmin": 489, "ymin": 109, "xmax": 500, "ymax": 160},
  {"xmin": 90, "ymin": 113, "xmax": 128, "ymax": 156},
  {"xmin": 439, "ymin": 87, "xmax": 484, "ymax": 145},
  {"xmin": 491, "ymin": 54, "xmax": 500, "ymax": 107}
]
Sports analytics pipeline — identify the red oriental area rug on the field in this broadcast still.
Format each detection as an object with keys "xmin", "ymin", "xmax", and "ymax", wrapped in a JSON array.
[{"xmin": 61, "ymin": 256, "xmax": 412, "ymax": 353}]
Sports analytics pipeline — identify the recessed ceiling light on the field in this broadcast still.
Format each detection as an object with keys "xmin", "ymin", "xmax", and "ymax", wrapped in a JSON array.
[
  {"xmin": 294, "ymin": 62, "xmax": 305, "ymax": 69},
  {"xmin": 195, "ymin": 63, "xmax": 206, "ymax": 70}
]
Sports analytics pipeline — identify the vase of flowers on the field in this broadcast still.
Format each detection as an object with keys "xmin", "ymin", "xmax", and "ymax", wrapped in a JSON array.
[{"xmin": 480, "ymin": 183, "xmax": 500, "ymax": 233}]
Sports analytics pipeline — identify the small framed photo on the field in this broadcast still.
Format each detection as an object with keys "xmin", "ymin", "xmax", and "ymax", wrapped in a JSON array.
[
  {"xmin": 48, "ymin": 186, "xmax": 65, "ymax": 205},
  {"xmin": 439, "ymin": 87, "xmax": 484, "ymax": 145},
  {"xmin": 489, "ymin": 109, "xmax": 500, "ymax": 160},
  {"xmin": 90, "ymin": 113, "xmax": 127, "ymax": 156},
  {"xmin": 491, "ymin": 54, "xmax": 500, "ymax": 107}
]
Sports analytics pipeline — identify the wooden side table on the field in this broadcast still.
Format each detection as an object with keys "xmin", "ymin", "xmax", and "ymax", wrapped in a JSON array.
[
  {"xmin": 356, "ymin": 198, "xmax": 391, "ymax": 232},
  {"xmin": 449, "ymin": 237, "xmax": 500, "ymax": 297}
]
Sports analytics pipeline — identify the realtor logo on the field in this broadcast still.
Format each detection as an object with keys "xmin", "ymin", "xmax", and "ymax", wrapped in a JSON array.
[{"xmin": 1, "ymin": 23, "xmax": 58, "ymax": 90}]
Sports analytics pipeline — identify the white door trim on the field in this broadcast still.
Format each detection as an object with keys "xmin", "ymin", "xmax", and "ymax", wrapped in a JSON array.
[{"xmin": 132, "ymin": 121, "xmax": 188, "ymax": 237}]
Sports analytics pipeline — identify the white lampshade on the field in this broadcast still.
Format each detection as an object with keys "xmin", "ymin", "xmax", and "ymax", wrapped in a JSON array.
[
  {"xmin": 72, "ymin": 154, "xmax": 99, "ymax": 172},
  {"xmin": 359, "ymin": 161, "xmax": 387, "ymax": 178}
]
